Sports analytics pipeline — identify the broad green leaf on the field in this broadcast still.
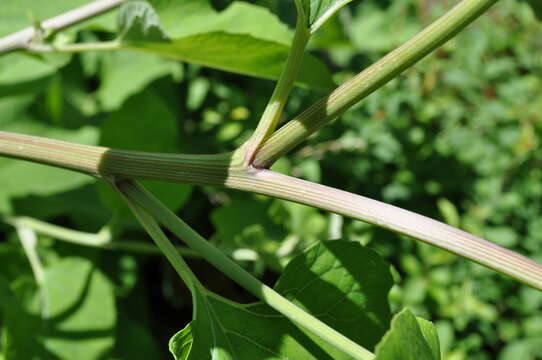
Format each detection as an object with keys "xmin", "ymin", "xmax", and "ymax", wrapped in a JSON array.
[
  {"xmin": 42, "ymin": 257, "xmax": 116, "ymax": 359},
  {"xmin": 150, "ymin": 1, "xmax": 291, "ymax": 43},
  {"xmin": 2, "ymin": 277, "xmax": 45, "ymax": 360},
  {"xmin": 118, "ymin": 1, "xmax": 168, "ymax": 43},
  {"xmin": 97, "ymin": 51, "xmax": 173, "ymax": 110},
  {"xmin": 417, "ymin": 318, "xmax": 441, "ymax": 360},
  {"xmin": 116, "ymin": 1, "xmax": 334, "ymax": 90},
  {"xmin": 302, "ymin": 0, "xmax": 353, "ymax": 32},
  {"xmin": 0, "ymin": 95, "xmax": 35, "ymax": 126},
  {"xmin": 0, "ymin": 121, "xmax": 99, "ymax": 214},
  {"xmin": 274, "ymin": 241, "xmax": 392, "ymax": 349},
  {"xmin": 0, "ymin": 53, "xmax": 71, "ymax": 89},
  {"xmin": 124, "ymin": 32, "xmax": 334, "ymax": 91},
  {"xmin": 170, "ymin": 241, "xmax": 392, "ymax": 359},
  {"xmin": 97, "ymin": 90, "xmax": 192, "ymax": 214},
  {"xmin": 375, "ymin": 309, "xmax": 441, "ymax": 360},
  {"xmin": 146, "ymin": 0, "xmax": 215, "ymax": 37},
  {"xmin": 3, "ymin": 257, "xmax": 116, "ymax": 360}
]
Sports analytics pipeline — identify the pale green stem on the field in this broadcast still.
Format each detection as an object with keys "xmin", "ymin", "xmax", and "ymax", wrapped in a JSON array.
[
  {"xmin": 3, "ymin": 130, "xmax": 542, "ymax": 290},
  {"xmin": 253, "ymin": 0, "xmax": 499, "ymax": 167},
  {"xmin": 243, "ymin": 0, "xmax": 310, "ymax": 161},
  {"xmin": 2, "ymin": 215, "xmax": 199, "ymax": 256},
  {"xmin": 16, "ymin": 225, "xmax": 45, "ymax": 286},
  {"xmin": 15, "ymin": 225, "xmax": 50, "ymax": 317},
  {"xmin": 224, "ymin": 170, "xmax": 542, "ymax": 291},
  {"xmin": 117, "ymin": 184, "xmax": 201, "ymax": 293},
  {"xmin": 118, "ymin": 180, "xmax": 374, "ymax": 360},
  {"xmin": 0, "ymin": 131, "xmax": 243, "ymax": 186},
  {"xmin": 0, "ymin": 0, "xmax": 126, "ymax": 54},
  {"xmin": 27, "ymin": 41, "xmax": 120, "ymax": 53}
]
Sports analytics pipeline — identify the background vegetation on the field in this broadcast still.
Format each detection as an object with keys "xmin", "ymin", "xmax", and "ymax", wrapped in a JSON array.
[{"xmin": 0, "ymin": 0, "xmax": 541, "ymax": 358}]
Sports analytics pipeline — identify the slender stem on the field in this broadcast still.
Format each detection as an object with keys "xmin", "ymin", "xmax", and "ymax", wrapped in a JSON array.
[
  {"xmin": 15, "ymin": 225, "xmax": 50, "ymax": 317},
  {"xmin": 27, "ymin": 41, "xmax": 120, "ymax": 53},
  {"xmin": 118, "ymin": 180, "xmax": 374, "ymax": 360},
  {"xmin": 2, "ymin": 215, "xmax": 199, "ymax": 257},
  {"xmin": 253, "ymin": 0, "xmax": 499, "ymax": 168},
  {"xmin": 117, "ymin": 185, "xmax": 201, "ymax": 293},
  {"xmin": 16, "ymin": 226, "xmax": 45, "ymax": 287},
  {"xmin": 243, "ymin": 0, "xmax": 310, "ymax": 161},
  {"xmin": 224, "ymin": 169, "xmax": 542, "ymax": 291},
  {"xmin": 0, "ymin": 0, "xmax": 126, "ymax": 54},
  {"xmin": 6, "ymin": 216, "xmax": 110, "ymax": 246}
]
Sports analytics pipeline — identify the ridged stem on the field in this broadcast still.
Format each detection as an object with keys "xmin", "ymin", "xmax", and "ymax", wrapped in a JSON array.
[
  {"xmin": 225, "ymin": 170, "xmax": 542, "ymax": 291},
  {"xmin": 253, "ymin": 0, "xmax": 499, "ymax": 167},
  {"xmin": 243, "ymin": 0, "xmax": 310, "ymax": 160},
  {"xmin": 0, "ymin": 131, "xmax": 243, "ymax": 186}
]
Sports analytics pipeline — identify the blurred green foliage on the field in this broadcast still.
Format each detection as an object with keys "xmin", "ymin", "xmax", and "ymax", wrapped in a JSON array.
[{"xmin": 0, "ymin": 0, "xmax": 541, "ymax": 359}]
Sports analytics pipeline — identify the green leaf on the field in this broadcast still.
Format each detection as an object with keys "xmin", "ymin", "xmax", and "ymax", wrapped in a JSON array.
[
  {"xmin": 274, "ymin": 241, "xmax": 393, "ymax": 349},
  {"xmin": 42, "ymin": 257, "xmax": 116, "ymax": 359},
  {"xmin": 151, "ymin": 1, "xmax": 291, "ymax": 43},
  {"xmin": 97, "ymin": 90, "xmax": 192, "ymax": 214},
  {"xmin": 3, "ymin": 257, "xmax": 116, "ymax": 360},
  {"xmin": 146, "ymin": 0, "xmax": 215, "ymax": 37},
  {"xmin": 0, "ymin": 53, "xmax": 71, "ymax": 90},
  {"xmin": 302, "ymin": 0, "xmax": 353, "ymax": 32},
  {"xmin": 375, "ymin": 309, "xmax": 441, "ymax": 360},
  {"xmin": 97, "ymin": 51, "xmax": 173, "ymax": 110},
  {"xmin": 170, "ymin": 241, "xmax": 392, "ymax": 359},
  {"xmin": 124, "ymin": 32, "xmax": 334, "ymax": 91},
  {"xmin": 117, "ymin": 1, "xmax": 168, "ymax": 43},
  {"xmin": 115, "ymin": 1, "xmax": 334, "ymax": 90}
]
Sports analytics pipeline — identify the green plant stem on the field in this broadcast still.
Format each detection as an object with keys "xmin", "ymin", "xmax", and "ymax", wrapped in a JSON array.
[
  {"xmin": 225, "ymin": 169, "xmax": 542, "ymax": 290},
  {"xmin": 3, "ymin": 130, "xmax": 542, "ymax": 290},
  {"xmin": 2, "ymin": 215, "xmax": 199, "ymax": 256},
  {"xmin": 0, "ymin": 131, "xmax": 243, "ymax": 186},
  {"xmin": 117, "ymin": 180, "xmax": 374, "ymax": 360},
  {"xmin": 27, "ymin": 41, "xmax": 120, "ymax": 53},
  {"xmin": 15, "ymin": 225, "xmax": 45, "ymax": 287},
  {"xmin": 243, "ymin": 0, "xmax": 310, "ymax": 160},
  {"xmin": 117, "ymin": 186, "xmax": 201, "ymax": 293},
  {"xmin": 253, "ymin": 0, "xmax": 499, "ymax": 168},
  {"xmin": 15, "ymin": 224, "xmax": 50, "ymax": 317},
  {"xmin": 0, "ymin": 0, "xmax": 126, "ymax": 54}
]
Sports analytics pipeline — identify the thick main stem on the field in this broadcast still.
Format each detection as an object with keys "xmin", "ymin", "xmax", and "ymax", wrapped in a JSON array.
[
  {"xmin": 3, "ymin": 129, "xmax": 542, "ymax": 290},
  {"xmin": 253, "ymin": 0, "xmax": 499, "ymax": 167},
  {"xmin": 0, "ymin": 131, "xmax": 243, "ymax": 186},
  {"xmin": 225, "ymin": 170, "xmax": 542, "ymax": 291}
]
